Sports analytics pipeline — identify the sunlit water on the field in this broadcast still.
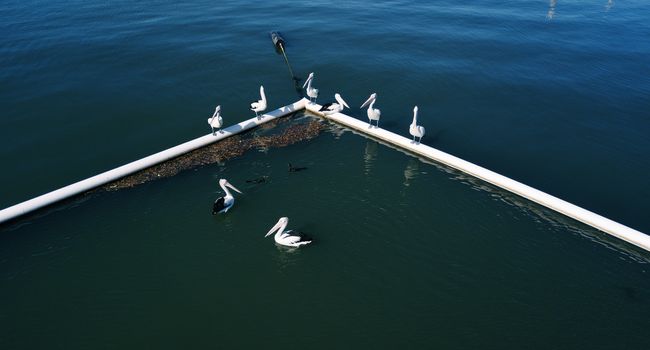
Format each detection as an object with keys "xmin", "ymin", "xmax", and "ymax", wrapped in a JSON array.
[{"xmin": 1, "ymin": 0, "xmax": 649, "ymax": 348}]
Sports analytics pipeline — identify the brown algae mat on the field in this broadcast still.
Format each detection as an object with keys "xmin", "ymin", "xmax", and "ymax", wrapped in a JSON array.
[{"xmin": 103, "ymin": 114, "xmax": 326, "ymax": 191}]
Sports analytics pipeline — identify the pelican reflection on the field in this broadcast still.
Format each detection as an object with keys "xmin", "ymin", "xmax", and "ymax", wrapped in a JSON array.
[
  {"xmin": 363, "ymin": 140, "xmax": 378, "ymax": 175},
  {"xmin": 403, "ymin": 159, "xmax": 419, "ymax": 187}
]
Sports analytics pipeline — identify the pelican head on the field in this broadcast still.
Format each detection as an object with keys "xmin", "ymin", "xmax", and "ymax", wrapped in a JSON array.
[
  {"xmin": 250, "ymin": 85, "xmax": 267, "ymax": 117},
  {"xmin": 334, "ymin": 93, "xmax": 350, "ymax": 109},
  {"xmin": 219, "ymin": 179, "xmax": 242, "ymax": 194},
  {"xmin": 213, "ymin": 105, "xmax": 221, "ymax": 116},
  {"xmin": 302, "ymin": 73, "xmax": 314, "ymax": 89},
  {"xmin": 409, "ymin": 105, "xmax": 425, "ymax": 143},
  {"xmin": 265, "ymin": 217, "xmax": 289, "ymax": 237},
  {"xmin": 360, "ymin": 93, "xmax": 377, "ymax": 109}
]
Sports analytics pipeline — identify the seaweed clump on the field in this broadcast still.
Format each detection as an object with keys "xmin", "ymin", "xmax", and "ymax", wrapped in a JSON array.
[{"xmin": 103, "ymin": 117, "xmax": 324, "ymax": 191}]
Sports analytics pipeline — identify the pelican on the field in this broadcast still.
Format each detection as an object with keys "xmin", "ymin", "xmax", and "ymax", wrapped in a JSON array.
[
  {"xmin": 409, "ymin": 106, "xmax": 425, "ymax": 143},
  {"xmin": 250, "ymin": 85, "xmax": 267, "ymax": 118},
  {"xmin": 212, "ymin": 179, "xmax": 243, "ymax": 214},
  {"xmin": 302, "ymin": 72, "xmax": 318, "ymax": 102},
  {"xmin": 319, "ymin": 93, "xmax": 349, "ymax": 115},
  {"xmin": 265, "ymin": 217, "xmax": 312, "ymax": 247},
  {"xmin": 360, "ymin": 93, "xmax": 381, "ymax": 127},
  {"xmin": 207, "ymin": 105, "xmax": 223, "ymax": 135}
]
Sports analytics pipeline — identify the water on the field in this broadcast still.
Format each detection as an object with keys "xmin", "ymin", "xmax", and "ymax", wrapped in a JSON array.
[{"xmin": 1, "ymin": 0, "xmax": 650, "ymax": 348}]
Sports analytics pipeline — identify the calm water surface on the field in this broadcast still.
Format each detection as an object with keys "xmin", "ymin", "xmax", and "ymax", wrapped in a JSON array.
[{"xmin": 1, "ymin": 0, "xmax": 649, "ymax": 348}]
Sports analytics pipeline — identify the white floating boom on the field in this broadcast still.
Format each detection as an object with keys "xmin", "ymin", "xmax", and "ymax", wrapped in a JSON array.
[
  {"xmin": 0, "ymin": 100, "xmax": 306, "ymax": 224},
  {"xmin": 303, "ymin": 99, "xmax": 650, "ymax": 253},
  {"xmin": 1, "ymin": 97, "xmax": 648, "ymax": 255}
]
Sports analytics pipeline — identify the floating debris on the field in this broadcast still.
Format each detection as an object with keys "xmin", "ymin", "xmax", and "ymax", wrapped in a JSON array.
[{"xmin": 103, "ymin": 116, "xmax": 325, "ymax": 191}]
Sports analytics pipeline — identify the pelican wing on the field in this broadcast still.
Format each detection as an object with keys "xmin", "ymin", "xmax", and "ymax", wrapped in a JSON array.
[
  {"xmin": 319, "ymin": 102, "xmax": 334, "ymax": 111},
  {"xmin": 212, "ymin": 197, "xmax": 225, "ymax": 215}
]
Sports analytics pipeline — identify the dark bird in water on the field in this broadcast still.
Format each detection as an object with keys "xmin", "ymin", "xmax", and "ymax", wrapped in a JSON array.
[
  {"xmin": 246, "ymin": 176, "xmax": 269, "ymax": 184},
  {"xmin": 288, "ymin": 163, "xmax": 307, "ymax": 172}
]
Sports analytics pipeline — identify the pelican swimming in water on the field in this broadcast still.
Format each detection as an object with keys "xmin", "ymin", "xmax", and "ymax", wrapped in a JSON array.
[
  {"xmin": 250, "ymin": 85, "xmax": 267, "ymax": 118},
  {"xmin": 212, "ymin": 179, "xmax": 243, "ymax": 214},
  {"xmin": 360, "ymin": 93, "xmax": 381, "ymax": 127},
  {"xmin": 265, "ymin": 217, "xmax": 312, "ymax": 247},
  {"xmin": 207, "ymin": 105, "xmax": 223, "ymax": 135},
  {"xmin": 409, "ymin": 106, "xmax": 425, "ymax": 143},
  {"xmin": 319, "ymin": 93, "xmax": 349, "ymax": 115},
  {"xmin": 302, "ymin": 72, "xmax": 318, "ymax": 102}
]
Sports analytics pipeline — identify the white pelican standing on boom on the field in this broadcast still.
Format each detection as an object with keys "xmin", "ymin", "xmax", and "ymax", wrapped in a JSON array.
[
  {"xmin": 302, "ymin": 72, "xmax": 318, "ymax": 102},
  {"xmin": 318, "ymin": 93, "xmax": 349, "ymax": 115},
  {"xmin": 212, "ymin": 179, "xmax": 243, "ymax": 215},
  {"xmin": 250, "ymin": 85, "xmax": 267, "ymax": 118},
  {"xmin": 360, "ymin": 93, "xmax": 381, "ymax": 127},
  {"xmin": 207, "ymin": 105, "xmax": 223, "ymax": 135},
  {"xmin": 265, "ymin": 217, "xmax": 312, "ymax": 247},
  {"xmin": 409, "ymin": 106, "xmax": 425, "ymax": 143}
]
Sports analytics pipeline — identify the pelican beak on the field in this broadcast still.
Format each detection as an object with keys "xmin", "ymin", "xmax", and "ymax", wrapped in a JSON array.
[
  {"xmin": 226, "ymin": 182, "xmax": 242, "ymax": 194},
  {"xmin": 360, "ymin": 94, "xmax": 374, "ymax": 109},
  {"xmin": 302, "ymin": 75, "xmax": 312, "ymax": 89},
  {"xmin": 335, "ymin": 94, "xmax": 350, "ymax": 109},
  {"xmin": 265, "ymin": 219, "xmax": 282, "ymax": 237}
]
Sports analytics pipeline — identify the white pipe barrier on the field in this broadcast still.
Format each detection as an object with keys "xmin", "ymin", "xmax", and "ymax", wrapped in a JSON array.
[
  {"xmin": 0, "ymin": 99, "xmax": 307, "ymax": 224},
  {"xmin": 304, "ymin": 99, "xmax": 650, "ymax": 252},
  {"xmin": 3, "ymin": 96, "xmax": 648, "ymax": 254}
]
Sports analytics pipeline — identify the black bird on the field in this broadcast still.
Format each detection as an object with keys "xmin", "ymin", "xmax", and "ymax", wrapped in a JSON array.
[
  {"xmin": 288, "ymin": 163, "xmax": 308, "ymax": 172},
  {"xmin": 246, "ymin": 176, "xmax": 268, "ymax": 184}
]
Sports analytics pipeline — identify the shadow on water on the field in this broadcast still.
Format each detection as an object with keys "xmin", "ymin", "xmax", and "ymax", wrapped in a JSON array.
[
  {"xmin": 443, "ymin": 167, "xmax": 650, "ymax": 264},
  {"xmin": 322, "ymin": 123, "xmax": 650, "ymax": 263}
]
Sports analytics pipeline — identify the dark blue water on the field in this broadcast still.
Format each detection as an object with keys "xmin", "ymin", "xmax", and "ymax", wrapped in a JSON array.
[{"xmin": 1, "ymin": 0, "xmax": 650, "ymax": 348}]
